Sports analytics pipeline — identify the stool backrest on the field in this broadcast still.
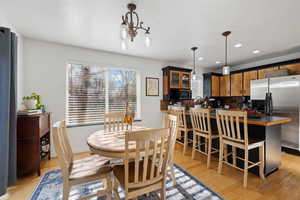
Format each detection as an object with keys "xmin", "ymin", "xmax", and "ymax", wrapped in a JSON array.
[
  {"xmin": 216, "ymin": 110, "xmax": 248, "ymax": 144},
  {"xmin": 190, "ymin": 108, "xmax": 212, "ymax": 136}
]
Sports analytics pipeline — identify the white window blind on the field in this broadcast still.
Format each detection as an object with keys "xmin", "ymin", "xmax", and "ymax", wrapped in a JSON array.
[{"xmin": 67, "ymin": 63, "xmax": 139, "ymax": 126}]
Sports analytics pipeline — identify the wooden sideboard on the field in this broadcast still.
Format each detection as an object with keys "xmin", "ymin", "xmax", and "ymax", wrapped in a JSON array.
[{"xmin": 17, "ymin": 113, "xmax": 51, "ymax": 176}]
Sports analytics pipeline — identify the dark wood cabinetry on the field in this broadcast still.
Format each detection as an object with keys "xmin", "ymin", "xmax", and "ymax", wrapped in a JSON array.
[
  {"xmin": 220, "ymin": 75, "xmax": 231, "ymax": 97},
  {"xmin": 258, "ymin": 67, "xmax": 279, "ymax": 79},
  {"xmin": 243, "ymin": 70, "xmax": 258, "ymax": 96},
  {"xmin": 230, "ymin": 73, "xmax": 243, "ymax": 96},
  {"xmin": 279, "ymin": 63, "xmax": 300, "ymax": 75},
  {"xmin": 17, "ymin": 113, "xmax": 51, "ymax": 176},
  {"xmin": 203, "ymin": 73, "xmax": 220, "ymax": 97},
  {"xmin": 162, "ymin": 66, "xmax": 192, "ymax": 100}
]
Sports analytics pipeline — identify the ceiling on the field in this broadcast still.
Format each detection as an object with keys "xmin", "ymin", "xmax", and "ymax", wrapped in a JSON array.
[{"xmin": 2, "ymin": 0, "xmax": 300, "ymax": 68}]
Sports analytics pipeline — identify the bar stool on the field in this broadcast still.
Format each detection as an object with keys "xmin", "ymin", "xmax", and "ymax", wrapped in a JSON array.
[
  {"xmin": 216, "ymin": 110, "xmax": 265, "ymax": 188},
  {"xmin": 171, "ymin": 107, "xmax": 193, "ymax": 155},
  {"xmin": 190, "ymin": 108, "xmax": 219, "ymax": 168}
]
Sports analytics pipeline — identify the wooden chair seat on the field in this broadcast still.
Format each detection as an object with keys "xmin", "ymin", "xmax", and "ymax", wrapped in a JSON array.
[
  {"xmin": 222, "ymin": 138, "xmax": 265, "ymax": 150},
  {"xmin": 113, "ymin": 160, "xmax": 160, "ymax": 189},
  {"xmin": 70, "ymin": 155, "xmax": 111, "ymax": 180}
]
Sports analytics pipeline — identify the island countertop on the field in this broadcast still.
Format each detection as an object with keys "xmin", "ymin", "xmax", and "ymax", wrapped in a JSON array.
[{"xmin": 161, "ymin": 110, "xmax": 292, "ymax": 127}]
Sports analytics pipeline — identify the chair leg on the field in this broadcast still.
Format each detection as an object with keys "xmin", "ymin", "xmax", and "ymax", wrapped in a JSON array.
[
  {"xmin": 113, "ymin": 178, "xmax": 121, "ymax": 200},
  {"xmin": 224, "ymin": 144, "xmax": 228, "ymax": 162},
  {"xmin": 243, "ymin": 149, "xmax": 249, "ymax": 188},
  {"xmin": 218, "ymin": 141, "xmax": 224, "ymax": 174},
  {"xmin": 183, "ymin": 130, "xmax": 188, "ymax": 155},
  {"xmin": 205, "ymin": 138, "xmax": 208, "ymax": 154},
  {"xmin": 259, "ymin": 144, "xmax": 265, "ymax": 180},
  {"xmin": 106, "ymin": 173, "xmax": 113, "ymax": 200},
  {"xmin": 233, "ymin": 147, "xmax": 237, "ymax": 167},
  {"xmin": 160, "ymin": 180, "xmax": 166, "ymax": 200},
  {"xmin": 62, "ymin": 183, "xmax": 70, "ymax": 200},
  {"xmin": 207, "ymin": 138, "xmax": 212, "ymax": 169},
  {"xmin": 192, "ymin": 132, "xmax": 197, "ymax": 159},
  {"xmin": 170, "ymin": 164, "xmax": 177, "ymax": 185}
]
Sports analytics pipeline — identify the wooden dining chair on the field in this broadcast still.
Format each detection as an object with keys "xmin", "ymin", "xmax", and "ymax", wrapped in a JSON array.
[
  {"xmin": 171, "ymin": 107, "xmax": 193, "ymax": 155},
  {"xmin": 216, "ymin": 110, "xmax": 265, "ymax": 188},
  {"xmin": 113, "ymin": 128, "xmax": 172, "ymax": 200},
  {"xmin": 166, "ymin": 114, "xmax": 178, "ymax": 185},
  {"xmin": 53, "ymin": 121, "xmax": 113, "ymax": 200},
  {"xmin": 104, "ymin": 112, "xmax": 131, "ymax": 132},
  {"xmin": 190, "ymin": 108, "xmax": 219, "ymax": 168}
]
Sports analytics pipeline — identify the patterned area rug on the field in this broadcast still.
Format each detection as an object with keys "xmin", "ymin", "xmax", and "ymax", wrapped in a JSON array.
[{"xmin": 29, "ymin": 164, "xmax": 223, "ymax": 200}]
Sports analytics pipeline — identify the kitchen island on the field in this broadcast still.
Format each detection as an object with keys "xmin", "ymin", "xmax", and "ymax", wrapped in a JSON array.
[{"xmin": 162, "ymin": 110, "xmax": 292, "ymax": 176}]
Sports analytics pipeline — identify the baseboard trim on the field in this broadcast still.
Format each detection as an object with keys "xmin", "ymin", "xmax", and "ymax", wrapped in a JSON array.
[{"xmin": 282, "ymin": 146, "xmax": 300, "ymax": 156}]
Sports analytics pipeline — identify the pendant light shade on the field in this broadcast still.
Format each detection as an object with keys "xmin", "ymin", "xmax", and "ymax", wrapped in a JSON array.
[
  {"xmin": 191, "ymin": 46, "xmax": 198, "ymax": 80},
  {"xmin": 222, "ymin": 31, "xmax": 231, "ymax": 75}
]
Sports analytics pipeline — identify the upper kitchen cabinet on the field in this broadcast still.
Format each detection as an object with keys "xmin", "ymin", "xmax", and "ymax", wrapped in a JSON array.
[
  {"xmin": 230, "ymin": 73, "xmax": 243, "ymax": 96},
  {"xmin": 280, "ymin": 63, "xmax": 300, "ymax": 75},
  {"xmin": 181, "ymin": 72, "xmax": 191, "ymax": 89},
  {"xmin": 170, "ymin": 70, "xmax": 180, "ymax": 88},
  {"xmin": 258, "ymin": 67, "xmax": 279, "ymax": 79},
  {"xmin": 243, "ymin": 70, "xmax": 258, "ymax": 96},
  {"xmin": 203, "ymin": 73, "xmax": 220, "ymax": 97},
  {"xmin": 162, "ymin": 66, "xmax": 192, "ymax": 100},
  {"xmin": 220, "ymin": 75, "xmax": 231, "ymax": 96}
]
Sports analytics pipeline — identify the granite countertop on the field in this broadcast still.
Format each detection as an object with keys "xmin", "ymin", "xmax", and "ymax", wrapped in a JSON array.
[{"xmin": 161, "ymin": 110, "xmax": 292, "ymax": 127}]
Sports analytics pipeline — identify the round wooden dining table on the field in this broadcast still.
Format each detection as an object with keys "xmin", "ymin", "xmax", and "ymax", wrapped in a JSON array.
[{"xmin": 87, "ymin": 126, "xmax": 151, "ymax": 159}]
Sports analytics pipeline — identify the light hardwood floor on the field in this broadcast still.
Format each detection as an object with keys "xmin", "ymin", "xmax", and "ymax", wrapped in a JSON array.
[{"xmin": 7, "ymin": 144, "xmax": 300, "ymax": 200}]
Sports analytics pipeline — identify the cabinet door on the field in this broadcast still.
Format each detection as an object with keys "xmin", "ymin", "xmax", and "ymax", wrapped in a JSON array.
[
  {"xmin": 170, "ymin": 70, "xmax": 180, "ymax": 88},
  {"xmin": 258, "ymin": 67, "xmax": 279, "ymax": 79},
  {"xmin": 280, "ymin": 63, "xmax": 300, "ymax": 75},
  {"xmin": 243, "ymin": 70, "xmax": 257, "ymax": 96},
  {"xmin": 220, "ymin": 75, "xmax": 230, "ymax": 96},
  {"xmin": 231, "ymin": 73, "xmax": 243, "ymax": 96},
  {"xmin": 211, "ymin": 75, "xmax": 220, "ymax": 96},
  {"xmin": 181, "ymin": 72, "xmax": 190, "ymax": 89}
]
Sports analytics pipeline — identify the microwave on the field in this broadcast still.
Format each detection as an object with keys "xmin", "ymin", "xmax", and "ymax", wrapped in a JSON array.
[{"xmin": 170, "ymin": 89, "xmax": 192, "ymax": 100}]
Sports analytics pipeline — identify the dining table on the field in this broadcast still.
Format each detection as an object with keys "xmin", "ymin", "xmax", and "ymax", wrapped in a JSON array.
[{"xmin": 87, "ymin": 126, "xmax": 151, "ymax": 159}]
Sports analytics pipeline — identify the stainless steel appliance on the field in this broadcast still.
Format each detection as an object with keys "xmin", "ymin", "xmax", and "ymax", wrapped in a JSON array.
[
  {"xmin": 251, "ymin": 75, "xmax": 300, "ymax": 150},
  {"xmin": 170, "ymin": 89, "xmax": 192, "ymax": 100}
]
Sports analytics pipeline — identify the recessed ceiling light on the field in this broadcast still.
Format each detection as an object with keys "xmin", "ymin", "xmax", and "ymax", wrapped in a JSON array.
[
  {"xmin": 234, "ymin": 43, "xmax": 242, "ymax": 48},
  {"xmin": 253, "ymin": 50, "xmax": 260, "ymax": 54},
  {"xmin": 216, "ymin": 61, "xmax": 221, "ymax": 64},
  {"xmin": 198, "ymin": 57, "xmax": 204, "ymax": 61}
]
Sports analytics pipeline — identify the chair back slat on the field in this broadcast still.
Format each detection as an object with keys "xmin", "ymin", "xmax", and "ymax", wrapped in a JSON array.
[
  {"xmin": 124, "ymin": 128, "xmax": 171, "ymax": 190},
  {"xmin": 166, "ymin": 114, "xmax": 178, "ymax": 166},
  {"xmin": 52, "ymin": 121, "xmax": 73, "ymax": 178},
  {"xmin": 104, "ymin": 112, "xmax": 131, "ymax": 132},
  {"xmin": 190, "ymin": 108, "xmax": 211, "ymax": 135},
  {"xmin": 171, "ymin": 107, "xmax": 186, "ymax": 128},
  {"xmin": 216, "ymin": 110, "xmax": 248, "ymax": 144}
]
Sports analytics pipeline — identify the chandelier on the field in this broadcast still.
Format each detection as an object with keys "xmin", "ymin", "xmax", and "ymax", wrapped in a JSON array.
[{"xmin": 120, "ymin": 3, "xmax": 151, "ymax": 49}]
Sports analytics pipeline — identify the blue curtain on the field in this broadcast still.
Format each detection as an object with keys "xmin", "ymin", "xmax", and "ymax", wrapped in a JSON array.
[{"xmin": 0, "ymin": 27, "xmax": 17, "ymax": 196}]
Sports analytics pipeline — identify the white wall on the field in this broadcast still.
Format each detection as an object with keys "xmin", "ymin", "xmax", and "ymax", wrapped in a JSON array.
[
  {"xmin": 23, "ymin": 38, "xmax": 176, "ymax": 154},
  {"xmin": 0, "ymin": 14, "xmax": 24, "ymax": 110}
]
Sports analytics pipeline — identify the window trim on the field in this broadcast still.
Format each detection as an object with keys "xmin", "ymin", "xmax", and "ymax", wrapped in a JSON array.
[{"xmin": 66, "ymin": 61, "xmax": 142, "ymax": 127}]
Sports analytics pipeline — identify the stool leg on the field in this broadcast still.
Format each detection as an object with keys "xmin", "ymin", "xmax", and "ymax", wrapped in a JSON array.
[
  {"xmin": 218, "ymin": 141, "xmax": 224, "ymax": 174},
  {"xmin": 259, "ymin": 144, "xmax": 265, "ymax": 179},
  {"xmin": 192, "ymin": 132, "xmax": 196, "ymax": 159},
  {"xmin": 224, "ymin": 144, "xmax": 228, "ymax": 162},
  {"xmin": 233, "ymin": 147, "xmax": 237, "ymax": 167},
  {"xmin": 183, "ymin": 130, "xmax": 188, "ymax": 155},
  {"xmin": 243, "ymin": 149, "xmax": 249, "ymax": 188},
  {"xmin": 207, "ymin": 138, "xmax": 212, "ymax": 168}
]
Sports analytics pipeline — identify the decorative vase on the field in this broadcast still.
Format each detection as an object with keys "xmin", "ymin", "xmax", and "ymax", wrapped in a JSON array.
[{"xmin": 23, "ymin": 99, "xmax": 37, "ymax": 110}]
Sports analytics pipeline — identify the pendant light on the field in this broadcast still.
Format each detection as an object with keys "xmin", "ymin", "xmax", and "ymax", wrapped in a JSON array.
[
  {"xmin": 191, "ymin": 47, "xmax": 198, "ymax": 80},
  {"xmin": 222, "ymin": 31, "xmax": 231, "ymax": 75}
]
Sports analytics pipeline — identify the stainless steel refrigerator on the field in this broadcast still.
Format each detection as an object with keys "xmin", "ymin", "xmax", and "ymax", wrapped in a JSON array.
[{"xmin": 251, "ymin": 75, "xmax": 300, "ymax": 151}]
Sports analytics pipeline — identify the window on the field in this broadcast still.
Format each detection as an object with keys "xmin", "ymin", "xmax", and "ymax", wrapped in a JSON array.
[{"xmin": 67, "ymin": 63, "xmax": 140, "ymax": 126}]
